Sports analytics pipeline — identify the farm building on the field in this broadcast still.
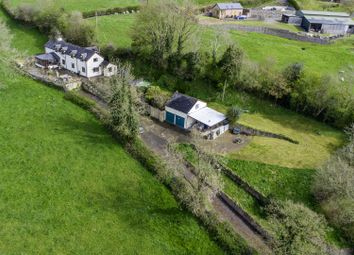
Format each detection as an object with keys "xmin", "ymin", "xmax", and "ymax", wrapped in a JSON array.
[
  {"xmin": 211, "ymin": 3, "xmax": 243, "ymax": 19},
  {"xmin": 35, "ymin": 38, "xmax": 117, "ymax": 78},
  {"xmin": 284, "ymin": 10, "xmax": 354, "ymax": 34},
  {"xmin": 165, "ymin": 92, "xmax": 229, "ymax": 139},
  {"xmin": 281, "ymin": 14, "xmax": 302, "ymax": 25}
]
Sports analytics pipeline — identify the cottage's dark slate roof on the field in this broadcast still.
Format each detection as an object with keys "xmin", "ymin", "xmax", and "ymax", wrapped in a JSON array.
[
  {"xmin": 45, "ymin": 39, "xmax": 98, "ymax": 61},
  {"xmin": 165, "ymin": 92, "xmax": 198, "ymax": 114},
  {"xmin": 215, "ymin": 3, "xmax": 243, "ymax": 10}
]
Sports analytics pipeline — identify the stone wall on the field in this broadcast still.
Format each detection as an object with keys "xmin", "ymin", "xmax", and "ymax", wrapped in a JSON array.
[{"xmin": 218, "ymin": 24, "xmax": 344, "ymax": 44}]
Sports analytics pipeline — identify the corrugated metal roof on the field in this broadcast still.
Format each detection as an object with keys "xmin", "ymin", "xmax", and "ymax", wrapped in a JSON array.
[
  {"xmin": 215, "ymin": 3, "xmax": 243, "ymax": 10},
  {"xmin": 189, "ymin": 107, "xmax": 226, "ymax": 127},
  {"xmin": 300, "ymin": 10, "xmax": 350, "ymax": 17},
  {"xmin": 304, "ymin": 15, "xmax": 354, "ymax": 25}
]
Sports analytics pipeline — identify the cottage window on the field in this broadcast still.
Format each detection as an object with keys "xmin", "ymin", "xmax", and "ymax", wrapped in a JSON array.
[
  {"xmin": 108, "ymin": 67, "xmax": 112, "ymax": 72},
  {"xmin": 93, "ymin": 58, "xmax": 98, "ymax": 62},
  {"xmin": 62, "ymin": 59, "xmax": 65, "ymax": 65},
  {"xmin": 93, "ymin": 67, "xmax": 99, "ymax": 73},
  {"xmin": 82, "ymin": 67, "xmax": 86, "ymax": 73},
  {"xmin": 71, "ymin": 63, "xmax": 75, "ymax": 69}
]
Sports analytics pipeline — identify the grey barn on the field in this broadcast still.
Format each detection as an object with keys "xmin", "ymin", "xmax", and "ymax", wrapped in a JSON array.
[{"xmin": 282, "ymin": 10, "xmax": 354, "ymax": 35}]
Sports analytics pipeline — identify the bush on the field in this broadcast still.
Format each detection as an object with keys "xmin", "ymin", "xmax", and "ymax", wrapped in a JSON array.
[
  {"xmin": 144, "ymin": 86, "xmax": 171, "ymax": 110},
  {"xmin": 288, "ymin": 0, "xmax": 301, "ymax": 10},
  {"xmin": 3, "ymin": 0, "xmax": 95, "ymax": 47},
  {"xmin": 82, "ymin": 6, "xmax": 140, "ymax": 18},
  {"xmin": 266, "ymin": 200, "xmax": 329, "ymax": 255},
  {"xmin": 312, "ymin": 133, "xmax": 354, "ymax": 245},
  {"xmin": 227, "ymin": 106, "xmax": 243, "ymax": 125}
]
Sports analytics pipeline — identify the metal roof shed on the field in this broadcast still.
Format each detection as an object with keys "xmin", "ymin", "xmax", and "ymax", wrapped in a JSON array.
[{"xmin": 188, "ymin": 107, "xmax": 226, "ymax": 128}]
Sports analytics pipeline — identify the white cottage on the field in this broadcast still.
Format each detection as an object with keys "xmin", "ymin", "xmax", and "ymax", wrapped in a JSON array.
[{"xmin": 35, "ymin": 38, "xmax": 117, "ymax": 78}]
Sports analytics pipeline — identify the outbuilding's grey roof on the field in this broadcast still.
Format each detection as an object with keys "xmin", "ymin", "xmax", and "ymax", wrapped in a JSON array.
[
  {"xmin": 304, "ymin": 15, "xmax": 354, "ymax": 25},
  {"xmin": 299, "ymin": 10, "xmax": 350, "ymax": 17},
  {"xmin": 35, "ymin": 52, "xmax": 60, "ymax": 63},
  {"xmin": 166, "ymin": 92, "xmax": 198, "ymax": 114},
  {"xmin": 215, "ymin": 3, "xmax": 243, "ymax": 10},
  {"xmin": 45, "ymin": 39, "xmax": 98, "ymax": 61}
]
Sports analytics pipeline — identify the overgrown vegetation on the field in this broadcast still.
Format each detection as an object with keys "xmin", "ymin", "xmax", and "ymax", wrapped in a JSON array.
[
  {"xmin": 313, "ymin": 124, "xmax": 354, "ymax": 245},
  {"xmin": 2, "ymin": 0, "xmax": 95, "ymax": 46},
  {"xmin": 266, "ymin": 200, "xmax": 330, "ymax": 255}
]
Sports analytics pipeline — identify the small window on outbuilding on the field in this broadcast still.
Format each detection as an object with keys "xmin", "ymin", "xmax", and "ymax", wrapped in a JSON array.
[
  {"xmin": 108, "ymin": 67, "xmax": 112, "ymax": 72},
  {"xmin": 62, "ymin": 59, "xmax": 65, "ymax": 65},
  {"xmin": 93, "ymin": 58, "xmax": 98, "ymax": 62}
]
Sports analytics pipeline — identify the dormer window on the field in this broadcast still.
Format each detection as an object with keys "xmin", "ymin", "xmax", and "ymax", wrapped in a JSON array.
[{"xmin": 70, "ymin": 50, "xmax": 77, "ymax": 58}]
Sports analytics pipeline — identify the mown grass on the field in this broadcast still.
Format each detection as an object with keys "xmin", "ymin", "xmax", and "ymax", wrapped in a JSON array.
[
  {"xmin": 0, "ymin": 12, "xmax": 224, "ymax": 255},
  {"xmin": 184, "ymin": 81, "xmax": 345, "ymax": 169},
  {"xmin": 200, "ymin": 28, "xmax": 354, "ymax": 75},
  {"xmin": 0, "ymin": 7, "xmax": 47, "ymax": 54},
  {"xmin": 88, "ymin": 14, "xmax": 136, "ymax": 48}
]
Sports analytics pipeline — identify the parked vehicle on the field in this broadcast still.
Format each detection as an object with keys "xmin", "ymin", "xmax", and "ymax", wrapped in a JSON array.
[
  {"xmin": 232, "ymin": 127, "xmax": 241, "ymax": 135},
  {"xmin": 235, "ymin": 15, "xmax": 247, "ymax": 20}
]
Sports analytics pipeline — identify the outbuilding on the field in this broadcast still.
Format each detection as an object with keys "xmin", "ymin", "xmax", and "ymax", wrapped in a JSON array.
[
  {"xmin": 296, "ymin": 10, "xmax": 354, "ymax": 34},
  {"xmin": 211, "ymin": 3, "xmax": 243, "ymax": 19},
  {"xmin": 164, "ymin": 92, "xmax": 229, "ymax": 139}
]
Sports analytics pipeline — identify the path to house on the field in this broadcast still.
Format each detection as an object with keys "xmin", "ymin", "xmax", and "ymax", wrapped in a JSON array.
[{"xmin": 140, "ymin": 117, "xmax": 272, "ymax": 254}]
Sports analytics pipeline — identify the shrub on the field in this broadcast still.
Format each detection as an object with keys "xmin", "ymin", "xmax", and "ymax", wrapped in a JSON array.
[
  {"xmin": 312, "ymin": 132, "xmax": 354, "ymax": 244},
  {"xmin": 266, "ymin": 200, "xmax": 329, "ymax": 255},
  {"xmin": 227, "ymin": 106, "xmax": 243, "ymax": 125},
  {"xmin": 144, "ymin": 86, "xmax": 171, "ymax": 110}
]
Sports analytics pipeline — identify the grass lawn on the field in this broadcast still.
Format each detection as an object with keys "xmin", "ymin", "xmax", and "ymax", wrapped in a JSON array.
[
  {"xmin": 0, "ymin": 7, "xmax": 47, "ymax": 55},
  {"xmin": 0, "ymin": 64, "xmax": 224, "ymax": 254},
  {"xmin": 88, "ymin": 14, "xmax": 136, "ymax": 48},
  {"xmin": 0, "ymin": 11, "xmax": 224, "ymax": 255},
  {"xmin": 183, "ymin": 81, "xmax": 345, "ymax": 169},
  {"xmin": 200, "ymin": 28, "xmax": 354, "ymax": 75}
]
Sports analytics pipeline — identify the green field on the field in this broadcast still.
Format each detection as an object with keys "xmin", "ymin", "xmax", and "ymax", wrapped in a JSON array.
[
  {"xmin": 6, "ymin": 0, "xmax": 141, "ymax": 12},
  {"xmin": 0, "ymin": 10, "xmax": 224, "ymax": 255},
  {"xmin": 88, "ymin": 14, "xmax": 135, "ymax": 48},
  {"xmin": 297, "ymin": 0, "xmax": 350, "ymax": 11},
  {"xmin": 90, "ymin": 14, "xmax": 354, "ymax": 77},
  {"xmin": 7, "ymin": 0, "xmax": 273, "ymax": 12}
]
